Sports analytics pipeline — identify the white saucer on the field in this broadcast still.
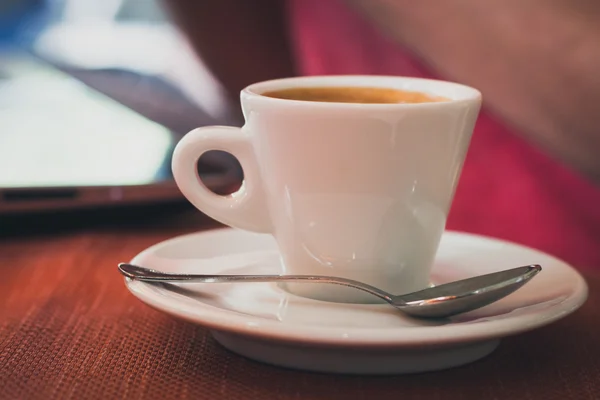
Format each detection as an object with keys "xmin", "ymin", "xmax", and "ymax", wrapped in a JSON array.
[{"xmin": 125, "ymin": 228, "xmax": 587, "ymax": 375}]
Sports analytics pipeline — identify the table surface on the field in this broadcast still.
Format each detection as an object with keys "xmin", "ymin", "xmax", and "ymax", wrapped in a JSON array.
[{"xmin": 2, "ymin": 204, "xmax": 599, "ymax": 400}]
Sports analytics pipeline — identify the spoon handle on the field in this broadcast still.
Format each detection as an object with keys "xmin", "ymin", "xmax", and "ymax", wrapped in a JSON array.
[{"xmin": 118, "ymin": 263, "xmax": 395, "ymax": 303}]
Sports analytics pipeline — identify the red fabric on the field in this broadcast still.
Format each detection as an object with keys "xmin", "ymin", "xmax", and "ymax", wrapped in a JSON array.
[{"xmin": 287, "ymin": 0, "xmax": 600, "ymax": 268}]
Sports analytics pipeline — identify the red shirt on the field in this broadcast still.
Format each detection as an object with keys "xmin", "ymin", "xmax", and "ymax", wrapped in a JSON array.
[{"xmin": 288, "ymin": 0, "xmax": 600, "ymax": 268}]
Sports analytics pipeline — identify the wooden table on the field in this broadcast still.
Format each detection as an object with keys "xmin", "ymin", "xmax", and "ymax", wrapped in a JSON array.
[{"xmin": 1, "ymin": 204, "xmax": 599, "ymax": 400}]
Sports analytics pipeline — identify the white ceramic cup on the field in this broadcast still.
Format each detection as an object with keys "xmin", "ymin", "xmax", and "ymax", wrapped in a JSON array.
[{"xmin": 172, "ymin": 76, "xmax": 481, "ymax": 302}]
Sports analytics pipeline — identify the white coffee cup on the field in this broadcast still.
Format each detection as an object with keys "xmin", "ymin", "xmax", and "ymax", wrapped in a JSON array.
[{"xmin": 172, "ymin": 76, "xmax": 481, "ymax": 302}]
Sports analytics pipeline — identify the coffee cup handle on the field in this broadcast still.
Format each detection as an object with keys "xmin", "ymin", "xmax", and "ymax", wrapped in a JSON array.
[{"xmin": 172, "ymin": 126, "xmax": 272, "ymax": 233}]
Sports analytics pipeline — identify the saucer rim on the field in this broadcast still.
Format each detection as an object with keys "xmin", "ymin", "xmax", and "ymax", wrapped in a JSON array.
[{"xmin": 125, "ymin": 229, "xmax": 588, "ymax": 348}]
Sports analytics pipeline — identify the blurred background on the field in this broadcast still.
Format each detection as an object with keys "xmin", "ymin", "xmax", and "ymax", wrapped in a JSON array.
[
  {"xmin": 0, "ymin": 0, "xmax": 242, "ymax": 218},
  {"xmin": 2, "ymin": 0, "xmax": 231, "ymax": 123}
]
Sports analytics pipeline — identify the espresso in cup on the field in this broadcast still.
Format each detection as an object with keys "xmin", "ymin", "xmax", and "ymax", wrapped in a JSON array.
[
  {"xmin": 172, "ymin": 76, "xmax": 481, "ymax": 303},
  {"xmin": 263, "ymin": 86, "xmax": 447, "ymax": 104}
]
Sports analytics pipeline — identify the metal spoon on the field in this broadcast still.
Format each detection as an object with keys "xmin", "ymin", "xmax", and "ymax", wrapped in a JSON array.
[{"xmin": 118, "ymin": 263, "xmax": 541, "ymax": 319}]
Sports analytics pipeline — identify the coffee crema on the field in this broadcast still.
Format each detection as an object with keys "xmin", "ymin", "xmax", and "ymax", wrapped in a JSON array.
[{"xmin": 262, "ymin": 86, "xmax": 447, "ymax": 104}]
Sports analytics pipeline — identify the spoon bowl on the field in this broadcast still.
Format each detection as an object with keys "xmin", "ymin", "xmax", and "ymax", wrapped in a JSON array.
[{"xmin": 118, "ymin": 263, "xmax": 541, "ymax": 318}]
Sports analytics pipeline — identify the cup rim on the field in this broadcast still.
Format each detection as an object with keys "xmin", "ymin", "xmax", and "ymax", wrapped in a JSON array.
[{"xmin": 242, "ymin": 75, "xmax": 482, "ymax": 108}]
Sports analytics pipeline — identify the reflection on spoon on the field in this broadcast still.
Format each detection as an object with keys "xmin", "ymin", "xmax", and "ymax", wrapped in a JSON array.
[{"xmin": 118, "ymin": 263, "xmax": 541, "ymax": 319}]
